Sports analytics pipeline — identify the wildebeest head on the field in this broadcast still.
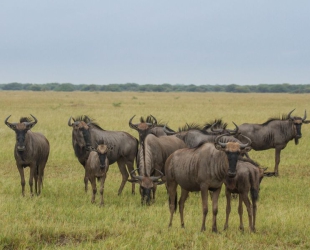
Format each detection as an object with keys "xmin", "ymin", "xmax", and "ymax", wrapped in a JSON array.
[
  {"xmin": 288, "ymin": 109, "xmax": 310, "ymax": 145},
  {"xmin": 5, "ymin": 114, "xmax": 37, "ymax": 152},
  {"xmin": 215, "ymin": 133, "xmax": 252, "ymax": 178},
  {"xmin": 129, "ymin": 168, "xmax": 164, "ymax": 205},
  {"xmin": 68, "ymin": 116, "xmax": 92, "ymax": 149},
  {"xmin": 96, "ymin": 144, "xmax": 108, "ymax": 169},
  {"xmin": 129, "ymin": 115, "xmax": 158, "ymax": 146}
]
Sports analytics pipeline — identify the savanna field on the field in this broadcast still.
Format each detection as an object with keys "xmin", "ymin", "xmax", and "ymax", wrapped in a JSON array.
[{"xmin": 0, "ymin": 91, "xmax": 309, "ymax": 249}]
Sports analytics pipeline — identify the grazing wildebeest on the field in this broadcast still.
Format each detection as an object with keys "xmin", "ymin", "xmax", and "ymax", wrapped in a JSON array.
[
  {"xmin": 165, "ymin": 133, "xmax": 251, "ymax": 232},
  {"xmin": 237, "ymin": 109, "xmax": 310, "ymax": 176},
  {"xmin": 5, "ymin": 115, "xmax": 50, "ymax": 196},
  {"xmin": 85, "ymin": 143, "xmax": 109, "ymax": 207},
  {"xmin": 224, "ymin": 157, "xmax": 267, "ymax": 232},
  {"xmin": 68, "ymin": 115, "xmax": 138, "ymax": 195},
  {"xmin": 129, "ymin": 134, "xmax": 186, "ymax": 205}
]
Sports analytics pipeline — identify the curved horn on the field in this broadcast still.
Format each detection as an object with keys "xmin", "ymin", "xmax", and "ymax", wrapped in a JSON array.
[
  {"xmin": 150, "ymin": 176, "xmax": 162, "ymax": 181},
  {"xmin": 129, "ymin": 115, "xmax": 139, "ymax": 130},
  {"xmin": 210, "ymin": 122, "xmax": 223, "ymax": 133},
  {"xmin": 130, "ymin": 168, "xmax": 139, "ymax": 176},
  {"xmin": 30, "ymin": 114, "xmax": 38, "ymax": 125},
  {"xmin": 163, "ymin": 124, "xmax": 176, "ymax": 135},
  {"xmin": 302, "ymin": 110, "xmax": 307, "ymax": 121},
  {"xmin": 238, "ymin": 134, "xmax": 252, "ymax": 149},
  {"xmin": 150, "ymin": 169, "xmax": 164, "ymax": 181},
  {"xmin": 129, "ymin": 168, "xmax": 144, "ymax": 180},
  {"xmin": 4, "ymin": 115, "xmax": 16, "ymax": 130},
  {"xmin": 226, "ymin": 121, "xmax": 239, "ymax": 135},
  {"xmin": 288, "ymin": 109, "xmax": 295, "ymax": 120},
  {"xmin": 24, "ymin": 114, "xmax": 38, "ymax": 129},
  {"xmin": 4, "ymin": 115, "xmax": 12, "ymax": 125},
  {"xmin": 214, "ymin": 133, "xmax": 229, "ymax": 147}
]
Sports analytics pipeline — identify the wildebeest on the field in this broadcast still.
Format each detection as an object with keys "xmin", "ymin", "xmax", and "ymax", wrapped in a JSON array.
[
  {"xmin": 85, "ymin": 143, "xmax": 109, "ymax": 206},
  {"xmin": 237, "ymin": 109, "xmax": 310, "ymax": 176},
  {"xmin": 5, "ymin": 115, "xmax": 50, "ymax": 196},
  {"xmin": 129, "ymin": 134, "xmax": 186, "ymax": 205},
  {"xmin": 165, "ymin": 133, "xmax": 251, "ymax": 232},
  {"xmin": 68, "ymin": 115, "xmax": 138, "ymax": 195},
  {"xmin": 223, "ymin": 157, "xmax": 267, "ymax": 232}
]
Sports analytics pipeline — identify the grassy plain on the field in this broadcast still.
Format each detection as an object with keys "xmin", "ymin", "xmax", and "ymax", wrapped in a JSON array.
[{"xmin": 0, "ymin": 91, "xmax": 309, "ymax": 249}]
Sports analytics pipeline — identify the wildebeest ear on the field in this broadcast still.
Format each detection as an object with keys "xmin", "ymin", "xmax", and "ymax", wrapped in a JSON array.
[
  {"xmin": 26, "ymin": 123, "xmax": 36, "ymax": 130},
  {"xmin": 6, "ymin": 123, "xmax": 17, "ymax": 130},
  {"xmin": 241, "ymin": 146, "xmax": 251, "ymax": 153},
  {"xmin": 303, "ymin": 120, "xmax": 310, "ymax": 124}
]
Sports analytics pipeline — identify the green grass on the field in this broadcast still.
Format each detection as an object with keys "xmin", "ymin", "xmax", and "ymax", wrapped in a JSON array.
[{"xmin": 0, "ymin": 91, "xmax": 310, "ymax": 249}]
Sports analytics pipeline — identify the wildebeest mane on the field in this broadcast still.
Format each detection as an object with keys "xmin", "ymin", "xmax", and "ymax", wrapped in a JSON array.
[
  {"xmin": 74, "ymin": 115, "xmax": 105, "ymax": 131},
  {"xmin": 177, "ymin": 123, "xmax": 204, "ymax": 132},
  {"xmin": 20, "ymin": 117, "xmax": 33, "ymax": 123},
  {"xmin": 203, "ymin": 119, "xmax": 228, "ymax": 130},
  {"xmin": 262, "ymin": 114, "xmax": 289, "ymax": 126}
]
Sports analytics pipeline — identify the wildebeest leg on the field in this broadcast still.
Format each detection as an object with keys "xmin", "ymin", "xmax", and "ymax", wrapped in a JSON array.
[
  {"xmin": 167, "ymin": 181, "xmax": 178, "ymax": 228},
  {"xmin": 17, "ymin": 165, "xmax": 26, "ymax": 196},
  {"xmin": 34, "ymin": 166, "xmax": 38, "ymax": 195},
  {"xmin": 243, "ymin": 192, "xmax": 254, "ymax": 232},
  {"xmin": 37, "ymin": 164, "xmax": 44, "ymax": 196},
  {"xmin": 224, "ymin": 188, "xmax": 232, "ymax": 230},
  {"xmin": 238, "ymin": 194, "xmax": 247, "ymax": 232},
  {"xmin": 116, "ymin": 159, "xmax": 129, "ymax": 195},
  {"xmin": 179, "ymin": 188, "xmax": 189, "ymax": 229},
  {"xmin": 84, "ymin": 169, "xmax": 88, "ymax": 193},
  {"xmin": 29, "ymin": 164, "xmax": 36, "ymax": 196},
  {"xmin": 90, "ymin": 177, "xmax": 97, "ymax": 204},
  {"xmin": 211, "ymin": 187, "xmax": 221, "ymax": 233},
  {"xmin": 125, "ymin": 159, "xmax": 136, "ymax": 195},
  {"xmin": 200, "ymin": 187, "xmax": 209, "ymax": 232},
  {"xmin": 99, "ymin": 177, "xmax": 104, "ymax": 207},
  {"xmin": 252, "ymin": 195, "xmax": 257, "ymax": 232},
  {"xmin": 274, "ymin": 148, "xmax": 281, "ymax": 176},
  {"xmin": 100, "ymin": 171, "xmax": 108, "ymax": 207}
]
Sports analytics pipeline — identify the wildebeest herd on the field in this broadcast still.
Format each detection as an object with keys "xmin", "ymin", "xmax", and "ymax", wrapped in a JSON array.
[{"xmin": 4, "ymin": 109, "xmax": 309, "ymax": 233}]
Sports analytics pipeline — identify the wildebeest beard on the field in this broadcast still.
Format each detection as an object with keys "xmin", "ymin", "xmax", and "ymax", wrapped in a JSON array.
[
  {"xmin": 18, "ymin": 150, "xmax": 25, "ymax": 161},
  {"xmin": 82, "ymin": 128, "xmax": 92, "ymax": 148},
  {"xmin": 141, "ymin": 187, "xmax": 151, "ymax": 205}
]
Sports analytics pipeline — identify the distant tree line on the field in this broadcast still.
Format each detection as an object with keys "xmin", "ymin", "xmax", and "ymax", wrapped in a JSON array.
[{"xmin": 1, "ymin": 82, "xmax": 310, "ymax": 93}]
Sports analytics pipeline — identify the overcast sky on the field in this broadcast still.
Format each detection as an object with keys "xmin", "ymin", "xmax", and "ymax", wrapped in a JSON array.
[{"xmin": 1, "ymin": 1, "xmax": 309, "ymax": 85}]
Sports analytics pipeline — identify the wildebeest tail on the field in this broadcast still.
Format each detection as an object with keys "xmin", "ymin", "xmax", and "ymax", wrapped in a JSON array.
[
  {"xmin": 249, "ymin": 171, "xmax": 259, "ymax": 202},
  {"xmin": 135, "ymin": 138, "xmax": 139, "ymax": 169}
]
